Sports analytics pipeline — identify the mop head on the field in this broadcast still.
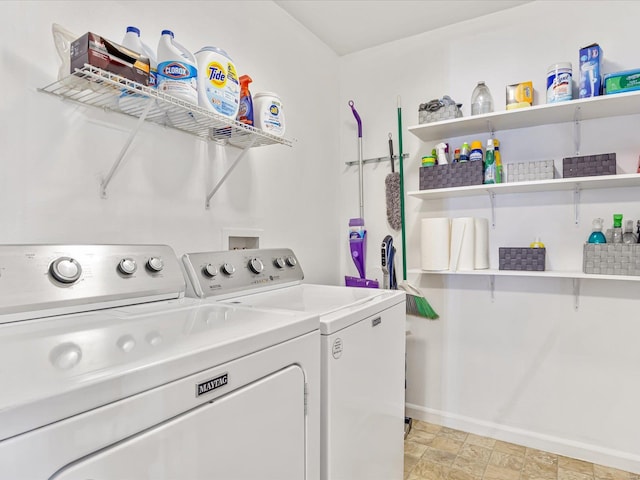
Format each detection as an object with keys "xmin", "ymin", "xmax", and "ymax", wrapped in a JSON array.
[{"xmin": 385, "ymin": 172, "xmax": 402, "ymax": 230}]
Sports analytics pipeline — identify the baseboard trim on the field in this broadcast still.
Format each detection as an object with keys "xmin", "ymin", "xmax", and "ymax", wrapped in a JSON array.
[{"xmin": 405, "ymin": 403, "xmax": 640, "ymax": 474}]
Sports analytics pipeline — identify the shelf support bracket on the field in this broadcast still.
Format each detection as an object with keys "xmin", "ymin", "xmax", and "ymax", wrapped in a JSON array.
[
  {"xmin": 488, "ymin": 191, "xmax": 496, "ymax": 228},
  {"xmin": 573, "ymin": 278, "xmax": 581, "ymax": 311},
  {"xmin": 205, "ymin": 137, "xmax": 258, "ymax": 209},
  {"xmin": 100, "ymin": 99, "xmax": 153, "ymax": 198},
  {"xmin": 573, "ymin": 106, "xmax": 582, "ymax": 156},
  {"xmin": 573, "ymin": 185, "xmax": 581, "ymax": 225},
  {"xmin": 490, "ymin": 274, "xmax": 495, "ymax": 302},
  {"xmin": 486, "ymin": 121, "xmax": 495, "ymax": 138}
]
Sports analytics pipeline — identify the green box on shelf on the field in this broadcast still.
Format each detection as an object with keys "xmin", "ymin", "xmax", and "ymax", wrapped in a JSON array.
[{"xmin": 419, "ymin": 161, "xmax": 483, "ymax": 190}]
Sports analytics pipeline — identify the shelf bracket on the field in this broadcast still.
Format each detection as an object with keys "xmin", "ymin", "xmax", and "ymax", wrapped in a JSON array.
[
  {"xmin": 490, "ymin": 274, "xmax": 495, "ymax": 302},
  {"xmin": 573, "ymin": 185, "xmax": 581, "ymax": 225},
  {"xmin": 573, "ymin": 106, "xmax": 582, "ymax": 156},
  {"xmin": 205, "ymin": 136, "xmax": 258, "ymax": 209},
  {"xmin": 486, "ymin": 121, "xmax": 495, "ymax": 138},
  {"xmin": 488, "ymin": 191, "xmax": 496, "ymax": 228},
  {"xmin": 573, "ymin": 278, "xmax": 581, "ymax": 311},
  {"xmin": 100, "ymin": 98, "xmax": 153, "ymax": 198}
]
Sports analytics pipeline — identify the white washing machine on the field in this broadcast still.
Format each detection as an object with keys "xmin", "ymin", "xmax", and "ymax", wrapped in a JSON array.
[
  {"xmin": 0, "ymin": 244, "xmax": 320, "ymax": 480},
  {"xmin": 182, "ymin": 248, "xmax": 406, "ymax": 480}
]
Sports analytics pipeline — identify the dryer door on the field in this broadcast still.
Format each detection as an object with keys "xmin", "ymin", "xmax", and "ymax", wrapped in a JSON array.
[{"xmin": 51, "ymin": 365, "xmax": 306, "ymax": 480}]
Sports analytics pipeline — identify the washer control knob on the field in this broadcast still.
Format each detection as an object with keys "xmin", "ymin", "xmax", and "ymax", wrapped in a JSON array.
[
  {"xmin": 203, "ymin": 264, "xmax": 218, "ymax": 278},
  {"xmin": 274, "ymin": 257, "xmax": 286, "ymax": 269},
  {"xmin": 50, "ymin": 257, "xmax": 82, "ymax": 284},
  {"xmin": 221, "ymin": 263, "xmax": 236, "ymax": 276},
  {"xmin": 285, "ymin": 256, "xmax": 298, "ymax": 267},
  {"xmin": 146, "ymin": 257, "xmax": 164, "ymax": 272},
  {"xmin": 248, "ymin": 258, "xmax": 264, "ymax": 274},
  {"xmin": 118, "ymin": 258, "xmax": 137, "ymax": 275}
]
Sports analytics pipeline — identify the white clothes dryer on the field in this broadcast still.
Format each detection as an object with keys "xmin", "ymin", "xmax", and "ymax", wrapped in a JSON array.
[
  {"xmin": 0, "ymin": 245, "xmax": 320, "ymax": 480},
  {"xmin": 182, "ymin": 248, "xmax": 406, "ymax": 480}
]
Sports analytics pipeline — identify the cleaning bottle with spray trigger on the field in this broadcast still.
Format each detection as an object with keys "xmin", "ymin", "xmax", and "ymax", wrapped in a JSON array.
[{"xmin": 237, "ymin": 75, "xmax": 254, "ymax": 125}]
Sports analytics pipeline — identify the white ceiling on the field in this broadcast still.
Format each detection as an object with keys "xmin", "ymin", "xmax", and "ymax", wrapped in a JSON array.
[{"xmin": 274, "ymin": 0, "xmax": 533, "ymax": 56}]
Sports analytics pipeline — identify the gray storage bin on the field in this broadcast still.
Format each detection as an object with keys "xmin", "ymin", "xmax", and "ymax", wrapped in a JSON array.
[
  {"xmin": 499, "ymin": 247, "xmax": 546, "ymax": 271},
  {"xmin": 419, "ymin": 161, "xmax": 483, "ymax": 190},
  {"xmin": 583, "ymin": 243, "xmax": 640, "ymax": 276},
  {"xmin": 506, "ymin": 160, "xmax": 555, "ymax": 183},
  {"xmin": 562, "ymin": 153, "xmax": 616, "ymax": 178}
]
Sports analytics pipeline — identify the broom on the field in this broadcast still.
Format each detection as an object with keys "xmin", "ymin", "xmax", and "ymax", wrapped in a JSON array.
[{"xmin": 397, "ymin": 96, "xmax": 439, "ymax": 320}]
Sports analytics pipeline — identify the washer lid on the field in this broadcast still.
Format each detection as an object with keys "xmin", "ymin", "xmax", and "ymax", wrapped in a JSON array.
[
  {"xmin": 222, "ymin": 284, "xmax": 406, "ymax": 334},
  {"xmin": 0, "ymin": 301, "xmax": 318, "ymax": 441}
]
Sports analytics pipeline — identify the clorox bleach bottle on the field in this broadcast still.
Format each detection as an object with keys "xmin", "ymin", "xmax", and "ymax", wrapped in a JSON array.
[
  {"xmin": 119, "ymin": 26, "xmax": 159, "ymax": 117},
  {"xmin": 157, "ymin": 30, "xmax": 198, "ymax": 105},
  {"xmin": 122, "ymin": 26, "xmax": 157, "ymax": 88},
  {"xmin": 195, "ymin": 46, "xmax": 240, "ymax": 118}
]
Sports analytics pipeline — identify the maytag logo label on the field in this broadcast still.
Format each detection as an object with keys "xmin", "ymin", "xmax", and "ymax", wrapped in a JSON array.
[{"xmin": 196, "ymin": 373, "xmax": 228, "ymax": 397}]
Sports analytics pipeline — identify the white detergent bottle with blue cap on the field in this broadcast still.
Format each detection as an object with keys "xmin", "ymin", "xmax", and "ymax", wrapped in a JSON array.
[
  {"xmin": 157, "ymin": 30, "xmax": 198, "ymax": 105},
  {"xmin": 119, "ymin": 26, "xmax": 160, "ymax": 117}
]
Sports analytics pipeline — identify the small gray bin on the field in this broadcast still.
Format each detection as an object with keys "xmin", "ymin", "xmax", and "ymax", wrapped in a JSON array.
[
  {"xmin": 419, "ymin": 161, "xmax": 484, "ymax": 190},
  {"xmin": 583, "ymin": 243, "xmax": 640, "ymax": 276},
  {"xmin": 499, "ymin": 247, "xmax": 546, "ymax": 271},
  {"xmin": 562, "ymin": 153, "xmax": 616, "ymax": 178}
]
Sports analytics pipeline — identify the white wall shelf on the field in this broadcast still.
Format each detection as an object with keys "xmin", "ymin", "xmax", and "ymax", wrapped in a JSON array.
[
  {"xmin": 39, "ymin": 65, "xmax": 292, "ymax": 207},
  {"xmin": 407, "ymin": 173, "xmax": 640, "ymax": 200},
  {"xmin": 408, "ymin": 268, "xmax": 640, "ymax": 282},
  {"xmin": 407, "ymin": 90, "xmax": 640, "ymax": 142},
  {"xmin": 408, "ymin": 268, "xmax": 640, "ymax": 310}
]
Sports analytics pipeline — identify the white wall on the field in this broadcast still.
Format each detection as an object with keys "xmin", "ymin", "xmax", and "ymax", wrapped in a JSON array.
[
  {"xmin": 0, "ymin": 0, "xmax": 341, "ymax": 284},
  {"xmin": 339, "ymin": 0, "xmax": 640, "ymax": 473}
]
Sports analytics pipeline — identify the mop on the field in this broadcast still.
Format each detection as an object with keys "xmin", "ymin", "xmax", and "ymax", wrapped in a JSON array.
[
  {"xmin": 345, "ymin": 100, "xmax": 379, "ymax": 289},
  {"xmin": 396, "ymin": 97, "xmax": 439, "ymax": 319}
]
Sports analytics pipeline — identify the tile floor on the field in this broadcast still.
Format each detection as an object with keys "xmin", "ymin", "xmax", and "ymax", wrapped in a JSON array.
[{"xmin": 404, "ymin": 420, "xmax": 639, "ymax": 480}]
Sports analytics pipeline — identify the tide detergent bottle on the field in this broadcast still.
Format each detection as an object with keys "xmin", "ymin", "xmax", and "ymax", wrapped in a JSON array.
[
  {"xmin": 195, "ymin": 46, "xmax": 240, "ymax": 119},
  {"xmin": 157, "ymin": 30, "xmax": 197, "ymax": 105}
]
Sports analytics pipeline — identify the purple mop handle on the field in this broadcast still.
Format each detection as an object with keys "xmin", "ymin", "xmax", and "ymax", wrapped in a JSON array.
[{"xmin": 349, "ymin": 100, "xmax": 362, "ymax": 138}]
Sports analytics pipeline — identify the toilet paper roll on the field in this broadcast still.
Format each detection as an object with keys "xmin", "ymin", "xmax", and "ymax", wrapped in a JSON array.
[
  {"xmin": 421, "ymin": 217, "xmax": 450, "ymax": 271},
  {"xmin": 474, "ymin": 217, "xmax": 490, "ymax": 269},
  {"xmin": 449, "ymin": 217, "xmax": 475, "ymax": 271}
]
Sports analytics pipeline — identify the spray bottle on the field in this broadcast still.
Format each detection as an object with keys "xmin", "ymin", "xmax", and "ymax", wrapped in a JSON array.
[
  {"xmin": 435, "ymin": 142, "xmax": 449, "ymax": 165},
  {"xmin": 483, "ymin": 138, "xmax": 497, "ymax": 184},
  {"xmin": 237, "ymin": 75, "xmax": 254, "ymax": 126}
]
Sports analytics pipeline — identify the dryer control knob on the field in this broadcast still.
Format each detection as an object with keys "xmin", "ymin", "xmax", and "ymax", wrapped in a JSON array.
[
  {"xmin": 118, "ymin": 258, "xmax": 137, "ymax": 275},
  {"xmin": 221, "ymin": 263, "xmax": 236, "ymax": 276},
  {"xmin": 203, "ymin": 263, "xmax": 218, "ymax": 278},
  {"xmin": 274, "ymin": 257, "xmax": 286, "ymax": 269},
  {"xmin": 248, "ymin": 258, "xmax": 264, "ymax": 274},
  {"xmin": 285, "ymin": 256, "xmax": 297, "ymax": 267},
  {"xmin": 50, "ymin": 257, "xmax": 82, "ymax": 284},
  {"xmin": 147, "ymin": 257, "xmax": 164, "ymax": 272}
]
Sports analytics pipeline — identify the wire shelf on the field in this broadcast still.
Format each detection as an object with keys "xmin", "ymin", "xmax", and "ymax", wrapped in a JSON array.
[{"xmin": 39, "ymin": 65, "xmax": 292, "ymax": 149}]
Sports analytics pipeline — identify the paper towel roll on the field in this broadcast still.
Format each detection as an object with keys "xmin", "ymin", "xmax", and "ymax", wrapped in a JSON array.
[
  {"xmin": 449, "ymin": 217, "xmax": 475, "ymax": 271},
  {"xmin": 474, "ymin": 217, "xmax": 490, "ymax": 269},
  {"xmin": 421, "ymin": 217, "xmax": 450, "ymax": 271}
]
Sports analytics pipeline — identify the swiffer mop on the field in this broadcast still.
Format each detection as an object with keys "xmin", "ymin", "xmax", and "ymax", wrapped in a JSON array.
[
  {"xmin": 345, "ymin": 100, "xmax": 379, "ymax": 289},
  {"xmin": 397, "ymin": 97, "xmax": 438, "ymax": 319}
]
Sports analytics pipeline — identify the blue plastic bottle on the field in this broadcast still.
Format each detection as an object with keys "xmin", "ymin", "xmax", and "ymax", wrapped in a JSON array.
[{"xmin": 588, "ymin": 218, "xmax": 606, "ymax": 243}]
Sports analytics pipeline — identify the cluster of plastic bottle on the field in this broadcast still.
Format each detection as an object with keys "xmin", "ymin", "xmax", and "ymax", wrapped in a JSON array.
[
  {"xmin": 118, "ymin": 26, "xmax": 251, "ymax": 124},
  {"xmin": 588, "ymin": 215, "xmax": 640, "ymax": 244},
  {"xmin": 421, "ymin": 139, "xmax": 504, "ymax": 185}
]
